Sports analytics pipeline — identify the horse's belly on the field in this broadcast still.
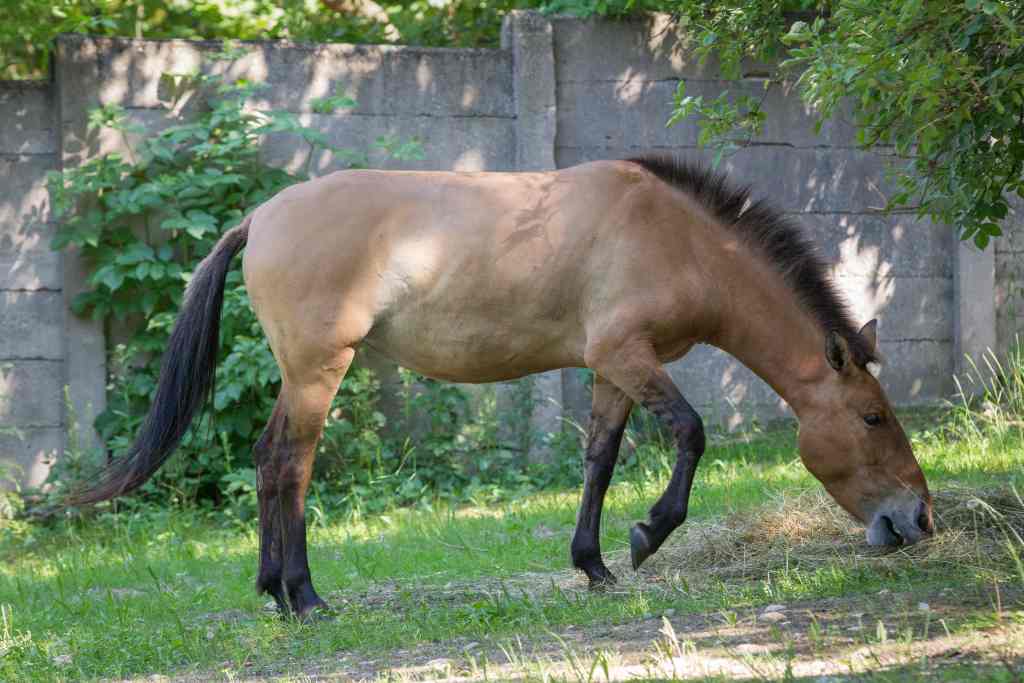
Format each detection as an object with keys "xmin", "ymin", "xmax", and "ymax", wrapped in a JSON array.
[{"xmin": 362, "ymin": 312, "xmax": 583, "ymax": 383}]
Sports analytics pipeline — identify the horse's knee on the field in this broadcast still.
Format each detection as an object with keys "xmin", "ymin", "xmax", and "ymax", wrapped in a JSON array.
[{"xmin": 674, "ymin": 409, "xmax": 705, "ymax": 457}]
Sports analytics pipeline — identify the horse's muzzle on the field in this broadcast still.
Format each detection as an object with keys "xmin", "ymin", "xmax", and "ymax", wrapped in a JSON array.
[{"xmin": 866, "ymin": 496, "xmax": 933, "ymax": 547}]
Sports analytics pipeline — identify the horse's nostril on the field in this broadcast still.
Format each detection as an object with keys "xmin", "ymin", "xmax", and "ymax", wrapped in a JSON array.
[
  {"xmin": 883, "ymin": 515, "xmax": 904, "ymax": 546},
  {"xmin": 916, "ymin": 500, "xmax": 932, "ymax": 534}
]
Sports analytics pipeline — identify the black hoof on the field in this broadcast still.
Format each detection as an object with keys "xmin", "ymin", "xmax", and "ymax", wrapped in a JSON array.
[
  {"xmin": 576, "ymin": 557, "xmax": 618, "ymax": 590},
  {"xmin": 630, "ymin": 523, "xmax": 654, "ymax": 570},
  {"xmin": 293, "ymin": 599, "xmax": 334, "ymax": 623},
  {"xmin": 587, "ymin": 568, "xmax": 618, "ymax": 591}
]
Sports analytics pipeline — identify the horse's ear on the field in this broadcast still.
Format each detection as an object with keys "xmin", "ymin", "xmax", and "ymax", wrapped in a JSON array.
[
  {"xmin": 858, "ymin": 319, "xmax": 878, "ymax": 353},
  {"xmin": 825, "ymin": 331, "xmax": 851, "ymax": 372}
]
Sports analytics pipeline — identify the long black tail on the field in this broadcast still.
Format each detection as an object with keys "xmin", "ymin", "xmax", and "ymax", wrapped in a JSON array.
[{"xmin": 68, "ymin": 216, "xmax": 251, "ymax": 506}]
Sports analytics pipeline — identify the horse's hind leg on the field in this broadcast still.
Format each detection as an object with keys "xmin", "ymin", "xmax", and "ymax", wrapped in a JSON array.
[
  {"xmin": 586, "ymin": 340, "xmax": 706, "ymax": 572},
  {"xmin": 254, "ymin": 348, "xmax": 353, "ymax": 619},
  {"xmin": 570, "ymin": 375, "xmax": 632, "ymax": 588},
  {"xmin": 253, "ymin": 399, "xmax": 288, "ymax": 612}
]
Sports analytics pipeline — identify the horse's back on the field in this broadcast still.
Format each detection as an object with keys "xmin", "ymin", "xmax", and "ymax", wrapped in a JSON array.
[{"xmin": 242, "ymin": 161, "xmax": 705, "ymax": 382}]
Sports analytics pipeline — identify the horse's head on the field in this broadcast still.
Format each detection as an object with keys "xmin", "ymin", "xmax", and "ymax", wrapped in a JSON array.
[{"xmin": 797, "ymin": 320, "xmax": 933, "ymax": 547}]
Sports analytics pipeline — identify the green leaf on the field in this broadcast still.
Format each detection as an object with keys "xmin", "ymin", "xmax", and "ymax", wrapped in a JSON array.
[{"xmin": 116, "ymin": 242, "xmax": 156, "ymax": 265}]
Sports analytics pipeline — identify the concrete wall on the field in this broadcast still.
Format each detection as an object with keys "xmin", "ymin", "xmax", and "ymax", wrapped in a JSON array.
[
  {"xmin": 996, "ymin": 200, "xmax": 1024, "ymax": 359},
  {"xmin": 0, "ymin": 81, "xmax": 63, "ymax": 486},
  {"xmin": 0, "ymin": 13, "xmax": 1018, "ymax": 485}
]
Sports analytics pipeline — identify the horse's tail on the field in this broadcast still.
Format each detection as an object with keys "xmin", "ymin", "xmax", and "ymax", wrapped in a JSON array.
[{"xmin": 67, "ymin": 216, "xmax": 252, "ymax": 506}]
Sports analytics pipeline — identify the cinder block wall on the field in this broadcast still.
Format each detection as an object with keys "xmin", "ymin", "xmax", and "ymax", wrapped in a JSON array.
[
  {"xmin": 0, "ymin": 81, "xmax": 63, "ymax": 487},
  {"xmin": 996, "ymin": 201, "xmax": 1024, "ymax": 359},
  {"xmin": 1, "ymin": 13, "xmax": 1020, "ymax": 485}
]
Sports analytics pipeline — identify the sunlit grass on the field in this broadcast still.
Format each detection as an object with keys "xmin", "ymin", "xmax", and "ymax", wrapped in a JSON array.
[{"xmin": 0, "ymin": 349, "xmax": 1022, "ymax": 680}]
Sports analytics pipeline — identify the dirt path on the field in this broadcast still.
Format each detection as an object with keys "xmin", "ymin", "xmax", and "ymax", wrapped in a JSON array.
[{"xmin": 222, "ymin": 582, "xmax": 1023, "ymax": 682}]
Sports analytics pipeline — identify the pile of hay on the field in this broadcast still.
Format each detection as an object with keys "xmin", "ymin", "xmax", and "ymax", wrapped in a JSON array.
[{"xmin": 650, "ymin": 485, "xmax": 1024, "ymax": 582}]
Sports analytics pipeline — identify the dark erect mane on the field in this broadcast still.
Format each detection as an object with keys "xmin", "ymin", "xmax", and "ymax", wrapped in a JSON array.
[{"xmin": 628, "ymin": 155, "xmax": 877, "ymax": 366}]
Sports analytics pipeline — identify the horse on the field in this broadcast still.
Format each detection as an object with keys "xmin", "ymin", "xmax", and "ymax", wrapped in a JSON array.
[{"xmin": 69, "ymin": 156, "xmax": 934, "ymax": 619}]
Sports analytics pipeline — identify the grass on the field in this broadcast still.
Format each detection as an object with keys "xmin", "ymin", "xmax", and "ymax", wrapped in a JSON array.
[{"xmin": 1, "ymin": 351, "xmax": 1023, "ymax": 680}]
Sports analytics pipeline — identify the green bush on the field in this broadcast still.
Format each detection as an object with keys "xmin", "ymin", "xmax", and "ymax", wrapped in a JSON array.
[
  {"xmin": 663, "ymin": 0, "xmax": 1024, "ymax": 248},
  {"xmin": 45, "ymin": 47, "xmax": 422, "ymax": 509}
]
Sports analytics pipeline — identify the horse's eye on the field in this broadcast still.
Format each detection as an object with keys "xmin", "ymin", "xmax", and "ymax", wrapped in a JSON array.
[{"xmin": 864, "ymin": 413, "xmax": 882, "ymax": 427}]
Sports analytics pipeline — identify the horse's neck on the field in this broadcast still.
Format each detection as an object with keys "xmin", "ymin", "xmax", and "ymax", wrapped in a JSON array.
[{"xmin": 707, "ymin": 257, "xmax": 830, "ymax": 419}]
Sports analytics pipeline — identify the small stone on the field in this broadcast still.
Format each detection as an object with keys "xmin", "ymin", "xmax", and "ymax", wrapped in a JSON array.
[
  {"xmin": 762, "ymin": 604, "xmax": 787, "ymax": 613},
  {"xmin": 761, "ymin": 611, "xmax": 786, "ymax": 622},
  {"xmin": 917, "ymin": 602, "xmax": 930, "ymax": 612},
  {"xmin": 877, "ymin": 589, "xmax": 891, "ymax": 596},
  {"xmin": 52, "ymin": 654, "xmax": 72, "ymax": 666}
]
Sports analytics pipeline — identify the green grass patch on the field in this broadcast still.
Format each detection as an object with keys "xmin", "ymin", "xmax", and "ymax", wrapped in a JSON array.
[{"xmin": 1, "ymin": 397, "xmax": 1022, "ymax": 680}]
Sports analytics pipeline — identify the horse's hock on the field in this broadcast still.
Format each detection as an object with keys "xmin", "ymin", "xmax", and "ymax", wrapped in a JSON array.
[{"xmin": 1, "ymin": 12, "xmax": 1021, "ymax": 486}]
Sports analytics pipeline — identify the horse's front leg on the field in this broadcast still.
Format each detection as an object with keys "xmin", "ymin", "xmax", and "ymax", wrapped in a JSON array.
[
  {"xmin": 571, "ymin": 375, "xmax": 633, "ymax": 588},
  {"xmin": 586, "ymin": 339, "xmax": 705, "ymax": 571},
  {"xmin": 628, "ymin": 384, "xmax": 704, "ymax": 570}
]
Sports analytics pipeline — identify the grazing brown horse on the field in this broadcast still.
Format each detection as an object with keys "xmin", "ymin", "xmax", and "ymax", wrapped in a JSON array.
[{"xmin": 72, "ymin": 157, "xmax": 934, "ymax": 619}]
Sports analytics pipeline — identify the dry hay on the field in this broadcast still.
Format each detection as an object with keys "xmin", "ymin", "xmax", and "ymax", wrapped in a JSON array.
[{"xmin": 648, "ymin": 484, "xmax": 1024, "ymax": 583}]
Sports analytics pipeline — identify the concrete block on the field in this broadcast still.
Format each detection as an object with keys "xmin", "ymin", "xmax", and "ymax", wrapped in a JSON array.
[
  {"xmin": 556, "ymin": 79, "xmax": 694, "ymax": 149},
  {"xmin": 995, "ymin": 250, "xmax": 1024, "ymax": 356},
  {"xmin": 238, "ymin": 43, "xmax": 514, "ymax": 118},
  {"xmin": 718, "ymin": 147, "xmax": 895, "ymax": 213},
  {"xmin": 0, "ymin": 426, "xmax": 62, "ymax": 489},
  {"xmin": 0, "ymin": 154, "xmax": 55, "ymax": 229},
  {"xmin": 53, "ymin": 36, "xmax": 112, "ymax": 450},
  {"xmin": 552, "ymin": 14, "xmax": 776, "ymax": 84},
  {"xmin": 874, "ymin": 340, "xmax": 955, "ymax": 403},
  {"xmin": 55, "ymin": 35, "xmax": 104, "ymax": 168},
  {"xmin": 0, "ymin": 82, "xmax": 56, "ymax": 155},
  {"xmin": 0, "ymin": 152, "xmax": 60, "ymax": 290},
  {"xmin": 557, "ymin": 78, "xmax": 850, "ymax": 151},
  {"xmin": 0, "ymin": 361, "xmax": 63, "ymax": 427},
  {"xmin": 955, "ymin": 241, "xmax": 996, "ymax": 377},
  {"xmin": 996, "ymin": 196, "xmax": 1024, "ymax": 253},
  {"xmin": 799, "ymin": 213, "xmax": 952, "ymax": 279},
  {"xmin": 833, "ymin": 275, "xmax": 953, "ymax": 341},
  {"xmin": 261, "ymin": 113, "xmax": 516, "ymax": 173},
  {"xmin": 90, "ymin": 34, "xmax": 514, "ymax": 118},
  {"xmin": 0, "ymin": 224, "xmax": 61, "ymax": 292},
  {"xmin": 503, "ymin": 10, "xmax": 557, "ymax": 172},
  {"xmin": 0, "ymin": 292, "xmax": 64, "ymax": 360}
]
